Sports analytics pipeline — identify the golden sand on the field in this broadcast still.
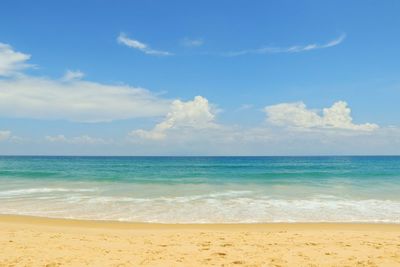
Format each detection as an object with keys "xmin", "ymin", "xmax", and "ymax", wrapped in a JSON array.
[{"xmin": 1, "ymin": 215, "xmax": 400, "ymax": 266}]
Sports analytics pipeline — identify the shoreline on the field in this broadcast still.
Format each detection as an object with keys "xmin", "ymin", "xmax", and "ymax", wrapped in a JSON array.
[
  {"xmin": 1, "ymin": 214, "xmax": 400, "ymax": 266},
  {"xmin": 1, "ymin": 214, "xmax": 400, "ymax": 229}
]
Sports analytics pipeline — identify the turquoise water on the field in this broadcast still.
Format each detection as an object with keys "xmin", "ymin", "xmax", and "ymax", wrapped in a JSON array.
[{"xmin": 0, "ymin": 156, "xmax": 399, "ymax": 223}]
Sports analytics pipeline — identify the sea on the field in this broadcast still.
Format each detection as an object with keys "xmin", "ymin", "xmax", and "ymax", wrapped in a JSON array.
[{"xmin": 0, "ymin": 156, "xmax": 399, "ymax": 223}]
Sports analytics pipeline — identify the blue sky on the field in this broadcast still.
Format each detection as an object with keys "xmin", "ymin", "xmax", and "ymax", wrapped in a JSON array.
[{"xmin": 0, "ymin": 0, "xmax": 399, "ymax": 155}]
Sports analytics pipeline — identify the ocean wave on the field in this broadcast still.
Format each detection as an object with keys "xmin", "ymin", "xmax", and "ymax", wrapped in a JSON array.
[
  {"xmin": 80, "ymin": 190, "xmax": 254, "ymax": 204},
  {"xmin": 1, "ymin": 195, "xmax": 400, "ymax": 223},
  {"xmin": 0, "ymin": 187, "xmax": 97, "ymax": 196}
]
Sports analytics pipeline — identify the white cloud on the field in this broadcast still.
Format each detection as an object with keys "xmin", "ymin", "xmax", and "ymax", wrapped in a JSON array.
[
  {"xmin": 0, "ymin": 43, "xmax": 32, "ymax": 76},
  {"xmin": 128, "ymin": 100, "xmax": 381, "ymax": 154},
  {"xmin": 237, "ymin": 104, "xmax": 254, "ymax": 111},
  {"xmin": 226, "ymin": 33, "xmax": 346, "ymax": 56},
  {"xmin": 0, "ymin": 130, "xmax": 25, "ymax": 144},
  {"xmin": 181, "ymin": 38, "xmax": 204, "ymax": 47},
  {"xmin": 0, "ymin": 130, "xmax": 11, "ymax": 141},
  {"xmin": 0, "ymin": 43, "xmax": 173, "ymax": 122},
  {"xmin": 0, "ymin": 75, "xmax": 172, "ymax": 122},
  {"xmin": 264, "ymin": 101, "xmax": 378, "ymax": 131},
  {"xmin": 62, "ymin": 70, "xmax": 85, "ymax": 81},
  {"xmin": 117, "ymin": 33, "xmax": 172, "ymax": 56},
  {"xmin": 45, "ymin": 135, "xmax": 68, "ymax": 143},
  {"xmin": 1, "ymin": 41, "xmax": 397, "ymax": 155},
  {"xmin": 130, "ymin": 96, "xmax": 218, "ymax": 140},
  {"xmin": 45, "ymin": 134, "xmax": 110, "ymax": 145}
]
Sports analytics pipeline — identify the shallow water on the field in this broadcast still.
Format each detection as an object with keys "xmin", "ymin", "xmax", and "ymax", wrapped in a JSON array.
[{"xmin": 0, "ymin": 156, "xmax": 399, "ymax": 223}]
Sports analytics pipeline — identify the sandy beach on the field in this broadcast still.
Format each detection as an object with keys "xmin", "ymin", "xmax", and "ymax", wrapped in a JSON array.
[{"xmin": 0, "ymin": 215, "xmax": 399, "ymax": 266}]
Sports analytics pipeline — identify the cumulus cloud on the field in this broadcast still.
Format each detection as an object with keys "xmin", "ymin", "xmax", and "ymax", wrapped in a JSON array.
[
  {"xmin": 226, "ymin": 33, "xmax": 346, "ymax": 56},
  {"xmin": 129, "ymin": 99, "xmax": 380, "ymax": 148},
  {"xmin": 265, "ymin": 101, "xmax": 378, "ymax": 131},
  {"xmin": 45, "ymin": 134, "xmax": 111, "ymax": 145},
  {"xmin": 117, "ymin": 33, "xmax": 172, "ymax": 56},
  {"xmin": 130, "ymin": 96, "xmax": 218, "ymax": 140},
  {"xmin": 1, "ymin": 41, "xmax": 394, "ymax": 155},
  {"xmin": 0, "ymin": 43, "xmax": 32, "ymax": 76},
  {"xmin": 0, "ymin": 130, "xmax": 11, "ymax": 141}
]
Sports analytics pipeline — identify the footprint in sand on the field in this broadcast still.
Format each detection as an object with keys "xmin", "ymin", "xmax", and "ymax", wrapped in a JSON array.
[{"xmin": 212, "ymin": 252, "xmax": 227, "ymax": 257}]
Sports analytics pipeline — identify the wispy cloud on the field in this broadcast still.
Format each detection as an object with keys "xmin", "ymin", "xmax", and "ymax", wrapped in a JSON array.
[
  {"xmin": 0, "ymin": 41, "xmax": 171, "ymax": 122},
  {"xmin": 0, "ymin": 43, "xmax": 32, "ymax": 76},
  {"xmin": 0, "ymin": 75, "xmax": 171, "ymax": 122},
  {"xmin": 117, "ymin": 33, "xmax": 172, "ymax": 56},
  {"xmin": 45, "ymin": 134, "xmax": 112, "ymax": 145},
  {"xmin": 62, "ymin": 70, "xmax": 85, "ymax": 81},
  {"xmin": 0, "ymin": 130, "xmax": 11, "ymax": 141},
  {"xmin": 236, "ymin": 104, "xmax": 254, "ymax": 111},
  {"xmin": 0, "ymin": 130, "xmax": 24, "ymax": 143},
  {"xmin": 181, "ymin": 38, "xmax": 204, "ymax": 47},
  {"xmin": 226, "ymin": 33, "xmax": 346, "ymax": 57}
]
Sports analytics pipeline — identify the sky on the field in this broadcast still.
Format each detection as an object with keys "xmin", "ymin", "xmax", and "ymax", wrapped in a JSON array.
[{"xmin": 0, "ymin": 0, "xmax": 399, "ymax": 155}]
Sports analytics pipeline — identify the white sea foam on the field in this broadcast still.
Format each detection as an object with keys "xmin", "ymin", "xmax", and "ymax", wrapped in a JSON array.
[
  {"xmin": 1, "ymin": 191, "xmax": 400, "ymax": 223},
  {"xmin": 1, "ymin": 156, "xmax": 400, "ymax": 223},
  {"xmin": 0, "ymin": 187, "xmax": 97, "ymax": 197}
]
